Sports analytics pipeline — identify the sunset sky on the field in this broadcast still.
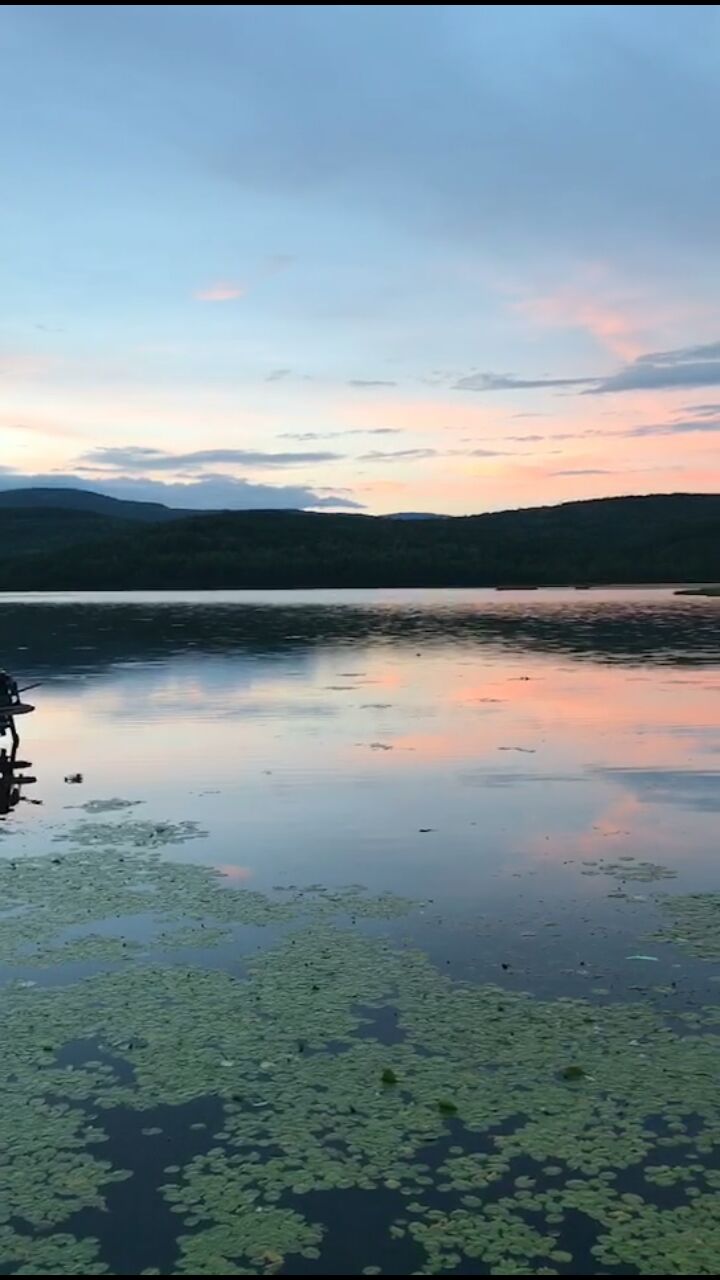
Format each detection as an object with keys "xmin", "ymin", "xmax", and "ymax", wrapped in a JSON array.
[{"xmin": 3, "ymin": 4, "xmax": 720, "ymax": 514}]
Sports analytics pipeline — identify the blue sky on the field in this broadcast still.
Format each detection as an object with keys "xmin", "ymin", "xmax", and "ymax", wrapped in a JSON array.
[{"xmin": 2, "ymin": 4, "xmax": 720, "ymax": 512}]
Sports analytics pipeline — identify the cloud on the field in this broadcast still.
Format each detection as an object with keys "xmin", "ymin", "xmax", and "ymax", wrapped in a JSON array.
[
  {"xmin": 551, "ymin": 464, "xmax": 673, "ymax": 476},
  {"xmin": 280, "ymin": 428, "xmax": 400, "ymax": 440},
  {"xmin": 505, "ymin": 430, "xmax": 589, "ymax": 443},
  {"xmin": 588, "ymin": 339, "xmax": 720, "ymax": 394},
  {"xmin": 684, "ymin": 403, "xmax": 720, "ymax": 417},
  {"xmin": 358, "ymin": 448, "xmax": 438, "ymax": 462},
  {"xmin": 265, "ymin": 368, "xmax": 291, "ymax": 382},
  {"xmin": 347, "ymin": 379, "xmax": 397, "ymax": 388},
  {"xmin": 491, "ymin": 413, "xmax": 720, "ymax": 443},
  {"xmin": 621, "ymin": 416, "xmax": 720, "ymax": 438},
  {"xmin": 9, "ymin": 0, "xmax": 720, "ymax": 426},
  {"xmin": 186, "ymin": 5, "xmax": 720, "ymax": 269},
  {"xmin": 354, "ymin": 444, "xmax": 521, "ymax": 463},
  {"xmin": 636, "ymin": 340, "xmax": 720, "ymax": 366},
  {"xmin": 454, "ymin": 340, "xmax": 720, "ymax": 399},
  {"xmin": 462, "ymin": 447, "xmax": 508, "ymax": 457},
  {"xmin": 10, "ymin": 4, "xmax": 720, "ymax": 523},
  {"xmin": 511, "ymin": 279, "xmax": 647, "ymax": 360},
  {"xmin": 82, "ymin": 446, "xmax": 340, "ymax": 470},
  {"xmin": 0, "ymin": 469, "xmax": 360, "ymax": 510},
  {"xmin": 194, "ymin": 281, "xmax": 245, "ymax": 302},
  {"xmin": 196, "ymin": 257, "xmax": 292, "ymax": 305},
  {"xmin": 551, "ymin": 467, "xmax": 619, "ymax": 476},
  {"xmin": 454, "ymin": 371, "xmax": 594, "ymax": 392}
]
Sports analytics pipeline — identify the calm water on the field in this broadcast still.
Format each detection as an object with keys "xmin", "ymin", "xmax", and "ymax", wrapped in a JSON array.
[
  {"xmin": 4, "ymin": 588, "xmax": 720, "ymax": 908},
  {"xmin": 1, "ymin": 588, "xmax": 719, "ymax": 1275}
]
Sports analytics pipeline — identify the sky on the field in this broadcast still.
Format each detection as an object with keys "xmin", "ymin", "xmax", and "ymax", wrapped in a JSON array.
[{"xmin": 2, "ymin": 3, "xmax": 720, "ymax": 515}]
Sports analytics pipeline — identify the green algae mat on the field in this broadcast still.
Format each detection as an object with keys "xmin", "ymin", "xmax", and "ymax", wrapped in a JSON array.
[{"xmin": 2, "ymin": 818, "xmax": 720, "ymax": 1275}]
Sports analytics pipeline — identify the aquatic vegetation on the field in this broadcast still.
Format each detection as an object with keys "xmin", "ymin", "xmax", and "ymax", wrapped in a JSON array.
[
  {"xmin": 3, "ymin": 821, "xmax": 720, "ymax": 1273},
  {"xmin": 25, "ymin": 933, "xmax": 146, "ymax": 967},
  {"xmin": 73, "ymin": 798, "xmax": 144, "ymax": 814},
  {"xmin": 559, "ymin": 1065, "xmax": 585, "ymax": 1080},
  {"xmin": 404, "ymin": 1197, "xmax": 559, "ymax": 1273},
  {"xmin": 581, "ymin": 857, "xmax": 677, "ymax": 883},
  {"xmin": 0, "ymin": 1229, "xmax": 109, "ymax": 1276},
  {"xmin": 0, "ymin": 827, "xmax": 413, "ymax": 967},
  {"xmin": 165, "ymin": 1161, "xmax": 323, "ymax": 1275},
  {"xmin": 591, "ymin": 1190, "xmax": 720, "ymax": 1272},
  {"xmin": 55, "ymin": 818, "xmax": 207, "ymax": 849},
  {"xmin": 651, "ymin": 892, "xmax": 720, "ymax": 959}
]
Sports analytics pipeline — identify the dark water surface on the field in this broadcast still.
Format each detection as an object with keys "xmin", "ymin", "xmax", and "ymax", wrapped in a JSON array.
[{"xmin": 1, "ymin": 588, "xmax": 719, "ymax": 1275}]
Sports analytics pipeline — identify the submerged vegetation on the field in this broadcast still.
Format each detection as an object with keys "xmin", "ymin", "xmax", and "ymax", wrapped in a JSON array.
[{"xmin": 2, "ymin": 815, "xmax": 720, "ymax": 1274}]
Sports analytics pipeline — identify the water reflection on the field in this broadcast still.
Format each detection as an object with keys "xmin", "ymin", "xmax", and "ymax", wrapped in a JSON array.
[
  {"xmin": 0, "ymin": 587, "xmax": 718, "ymax": 677},
  {"xmin": 0, "ymin": 588, "xmax": 717, "ymax": 910},
  {"xmin": 0, "ymin": 741, "xmax": 37, "ymax": 817},
  {"xmin": 597, "ymin": 767, "xmax": 720, "ymax": 812}
]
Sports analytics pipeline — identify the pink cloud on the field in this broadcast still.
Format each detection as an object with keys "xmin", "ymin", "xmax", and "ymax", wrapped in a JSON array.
[
  {"xmin": 513, "ymin": 289, "xmax": 645, "ymax": 360},
  {"xmin": 504, "ymin": 262, "xmax": 718, "ymax": 363},
  {"xmin": 194, "ymin": 281, "xmax": 245, "ymax": 302}
]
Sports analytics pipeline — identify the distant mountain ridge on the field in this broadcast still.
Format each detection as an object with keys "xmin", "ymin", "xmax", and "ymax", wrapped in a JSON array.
[
  {"xmin": 0, "ymin": 486, "xmax": 184, "ymax": 522},
  {"xmin": 385, "ymin": 511, "xmax": 443, "ymax": 520},
  {"xmin": 0, "ymin": 488, "xmax": 718, "ymax": 589},
  {"xmin": 0, "ymin": 487, "xmax": 447, "ymax": 522}
]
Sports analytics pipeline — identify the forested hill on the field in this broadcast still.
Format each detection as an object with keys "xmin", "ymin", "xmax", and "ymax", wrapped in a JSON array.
[{"xmin": 0, "ymin": 492, "xmax": 719, "ymax": 589}]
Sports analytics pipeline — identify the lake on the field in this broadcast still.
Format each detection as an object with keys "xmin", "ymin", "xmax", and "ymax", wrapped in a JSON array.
[{"xmin": 1, "ymin": 588, "xmax": 719, "ymax": 1275}]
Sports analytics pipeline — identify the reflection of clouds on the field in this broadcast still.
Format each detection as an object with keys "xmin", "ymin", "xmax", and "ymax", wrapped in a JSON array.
[
  {"xmin": 11, "ymin": 618, "xmax": 719, "ymax": 914},
  {"xmin": 17, "ymin": 606, "xmax": 720, "ymax": 910},
  {"xmin": 214, "ymin": 864, "xmax": 253, "ymax": 882},
  {"xmin": 334, "ymin": 648, "xmax": 720, "ymax": 773},
  {"xmin": 36, "ymin": 639, "xmax": 719, "ymax": 788},
  {"xmin": 485, "ymin": 666, "xmax": 720, "ymax": 770},
  {"xmin": 597, "ymin": 768, "xmax": 720, "ymax": 812},
  {"xmin": 103, "ymin": 696, "xmax": 340, "ymax": 722},
  {"xmin": 449, "ymin": 684, "xmax": 506, "ymax": 706},
  {"xmin": 522, "ymin": 792, "xmax": 658, "ymax": 867},
  {"xmin": 216, "ymin": 701, "xmax": 338, "ymax": 719},
  {"xmin": 67, "ymin": 654, "xmax": 338, "ymax": 724},
  {"xmin": 366, "ymin": 668, "xmax": 405, "ymax": 690},
  {"xmin": 460, "ymin": 771, "xmax": 585, "ymax": 787},
  {"xmin": 589, "ymin": 793, "xmax": 642, "ymax": 837}
]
